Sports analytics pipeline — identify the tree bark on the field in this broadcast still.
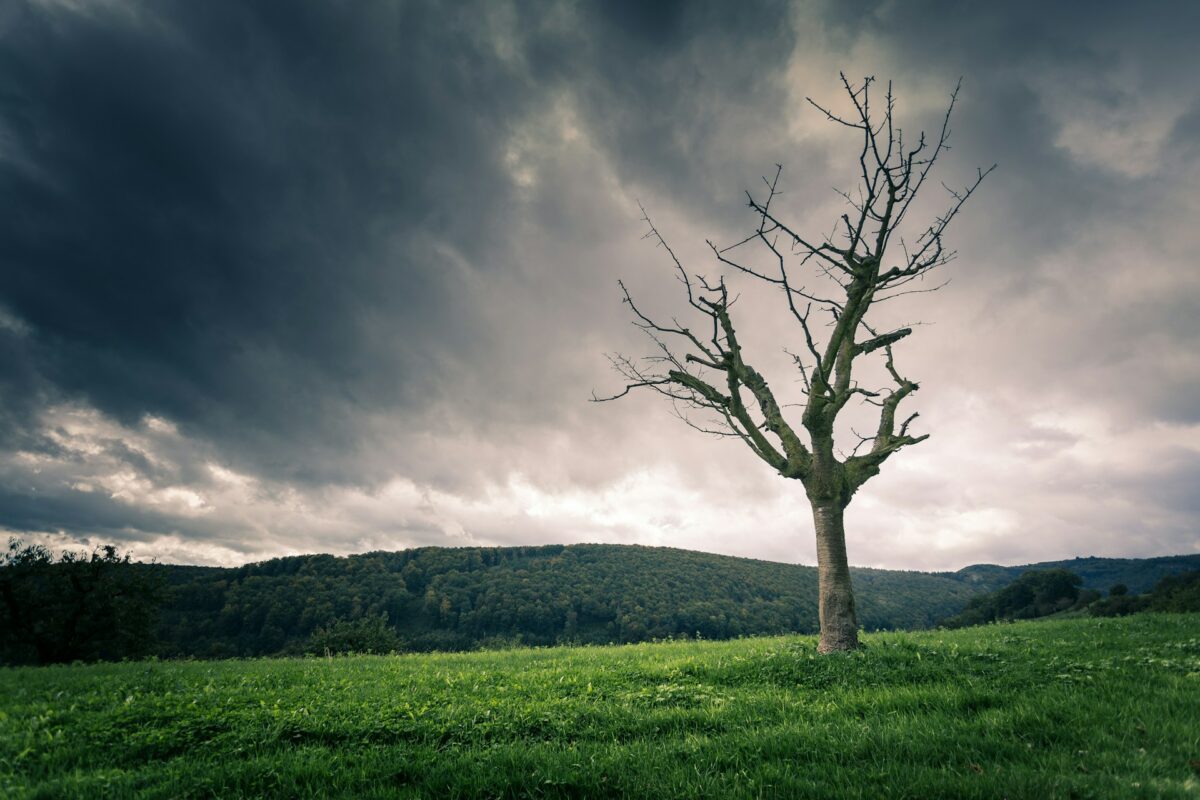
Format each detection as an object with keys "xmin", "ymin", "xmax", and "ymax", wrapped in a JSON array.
[{"xmin": 812, "ymin": 501, "xmax": 859, "ymax": 652}]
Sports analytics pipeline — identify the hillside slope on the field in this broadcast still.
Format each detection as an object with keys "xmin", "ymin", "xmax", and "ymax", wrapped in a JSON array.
[
  {"xmin": 949, "ymin": 554, "xmax": 1200, "ymax": 594},
  {"xmin": 151, "ymin": 543, "xmax": 1200, "ymax": 658}
]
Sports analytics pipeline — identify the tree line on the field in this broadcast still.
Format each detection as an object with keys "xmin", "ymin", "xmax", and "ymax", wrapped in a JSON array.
[
  {"xmin": 937, "ymin": 567, "xmax": 1200, "ymax": 628},
  {"xmin": 3, "ymin": 539, "xmax": 1197, "ymax": 665}
]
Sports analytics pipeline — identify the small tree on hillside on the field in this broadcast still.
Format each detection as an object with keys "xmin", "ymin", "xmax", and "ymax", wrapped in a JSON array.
[{"xmin": 596, "ymin": 76, "xmax": 992, "ymax": 652}]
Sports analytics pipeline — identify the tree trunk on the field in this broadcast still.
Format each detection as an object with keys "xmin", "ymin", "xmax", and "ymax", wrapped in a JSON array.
[{"xmin": 812, "ymin": 501, "xmax": 859, "ymax": 653}]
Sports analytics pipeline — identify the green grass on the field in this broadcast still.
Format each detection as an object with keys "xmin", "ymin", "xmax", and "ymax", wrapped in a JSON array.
[{"xmin": 2, "ymin": 615, "xmax": 1198, "ymax": 799}]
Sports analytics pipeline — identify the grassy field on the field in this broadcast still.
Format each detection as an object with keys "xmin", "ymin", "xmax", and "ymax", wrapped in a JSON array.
[{"xmin": 1, "ymin": 615, "xmax": 1198, "ymax": 799}]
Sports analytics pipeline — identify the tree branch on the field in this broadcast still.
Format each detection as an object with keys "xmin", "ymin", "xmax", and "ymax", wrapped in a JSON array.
[{"xmin": 599, "ymin": 74, "xmax": 988, "ymax": 500}]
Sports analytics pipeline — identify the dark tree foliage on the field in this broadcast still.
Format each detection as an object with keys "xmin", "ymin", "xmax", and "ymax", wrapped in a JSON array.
[
  {"xmin": 950, "ymin": 554, "xmax": 1200, "ymax": 595},
  {"xmin": 149, "ymin": 544, "xmax": 986, "ymax": 658},
  {"xmin": 1088, "ymin": 593, "xmax": 1150, "ymax": 618},
  {"xmin": 1148, "ymin": 570, "xmax": 1200, "ymax": 612},
  {"xmin": 1090, "ymin": 570, "xmax": 1200, "ymax": 617},
  {"xmin": 938, "ymin": 569, "xmax": 1086, "ymax": 629},
  {"xmin": 305, "ymin": 613, "xmax": 403, "ymax": 655},
  {"xmin": 6, "ymin": 541, "xmax": 1194, "ymax": 662},
  {"xmin": 0, "ymin": 539, "xmax": 164, "ymax": 665},
  {"xmin": 154, "ymin": 551, "xmax": 414, "ymax": 659}
]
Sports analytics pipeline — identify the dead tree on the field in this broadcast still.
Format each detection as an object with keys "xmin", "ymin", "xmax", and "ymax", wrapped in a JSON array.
[{"xmin": 596, "ymin": 75, "xmax": 992, "ymax": 653}]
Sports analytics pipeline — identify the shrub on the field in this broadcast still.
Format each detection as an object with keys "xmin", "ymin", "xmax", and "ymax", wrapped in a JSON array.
[
  {"xmin": 305, "ymin": 614, "xmax": 403, "ymax": 655},
  {"xmin": 1088, "ymin": 594, "xmax": 1150, "ymax": 617}
]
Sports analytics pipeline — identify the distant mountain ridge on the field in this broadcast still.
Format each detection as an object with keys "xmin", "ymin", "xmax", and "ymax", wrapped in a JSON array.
[{"xmin": 145, "ymin": 543, "xmax": 1200, "ymax": 658}]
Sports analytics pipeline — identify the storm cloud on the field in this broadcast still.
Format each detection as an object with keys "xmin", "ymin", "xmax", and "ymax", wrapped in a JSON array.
[{"xmin": 1, "ymin": 0, "xmax": 1197, "ymax": 568}]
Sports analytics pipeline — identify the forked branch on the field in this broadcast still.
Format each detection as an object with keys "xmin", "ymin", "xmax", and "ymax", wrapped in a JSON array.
[{"xmin": 596, "ymin": 75, "xmax": 988, "ymax": 499}]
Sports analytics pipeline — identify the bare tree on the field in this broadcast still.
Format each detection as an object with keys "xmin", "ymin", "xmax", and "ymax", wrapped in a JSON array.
[{"xmin": 596, "ymin": 75, "xmax": 992, "ymax": 653}]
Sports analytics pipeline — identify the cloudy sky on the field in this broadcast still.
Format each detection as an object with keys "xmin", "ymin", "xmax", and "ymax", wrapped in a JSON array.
[{"xmin": 1, "ymin": 0, "xmax": 1198, "ymax": 571}]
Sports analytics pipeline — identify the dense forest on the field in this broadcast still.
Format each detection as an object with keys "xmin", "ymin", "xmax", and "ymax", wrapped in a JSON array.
[
  {"xmin": 4, "ymin": 541, "xmax": 1199, "ymax": 664},
  {"xmin": 0, "ymin": 540, "xmax": 161, "ymax": 664},
  {"xmin": 938, "ymin": 567, "xmax": 1200, "ymax": 628},
  {"xmin": 948, "ymin": 554, "xmax": 1200, "ymax": 595},
  {"xmin": 152, "ymin": 544, "xmax": 987, "ymax": 659},
  {"xmin": 1087, "ymin": 569, "xmax": 1200, "ymax": 617},
  {"xmin": 937, "ymin": 569, "xmax": 1098, "ymax": 628}
]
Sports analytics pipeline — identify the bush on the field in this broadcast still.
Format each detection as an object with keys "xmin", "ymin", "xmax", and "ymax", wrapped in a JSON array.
[
  {"xmin": 1088, "ymin": 594, "xmax": 1150, "ymax": 618},
  {"xmin": 305, "ymin": 614, "xmax": 403, "ymax": 655}
]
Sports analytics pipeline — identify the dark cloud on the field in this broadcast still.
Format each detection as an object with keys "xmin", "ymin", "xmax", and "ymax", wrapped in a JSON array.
[
  {"xmin": 0, "ymin": 0, "xmax": 1197, "ymax": 566},
  {"xmin": 0, "ymin": 0, "xmax": 550, "ymax": 485},
  {"xmin": 0, "ymin": 0, "xmax": 800, "ymax": 484}
]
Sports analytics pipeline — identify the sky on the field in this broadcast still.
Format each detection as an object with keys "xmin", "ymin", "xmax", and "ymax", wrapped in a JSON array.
[{"xmin": 1, "ymin": 0, "xmax": 1198, "ymax": 571}]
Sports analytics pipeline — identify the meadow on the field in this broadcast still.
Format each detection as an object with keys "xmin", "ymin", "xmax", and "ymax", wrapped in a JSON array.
[{"xmin": 2, "ymin": 614, "xmax": 1198, "ymax": 799}]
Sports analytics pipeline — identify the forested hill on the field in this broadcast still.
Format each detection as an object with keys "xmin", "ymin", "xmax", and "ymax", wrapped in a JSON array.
[
  {"xmin": 947, "ymin": 554, "xmax": 1200, "ymax": 595},
  {"xmin": 149, "ymin": 544, "xmax": 1200, "ymax": 659}
]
